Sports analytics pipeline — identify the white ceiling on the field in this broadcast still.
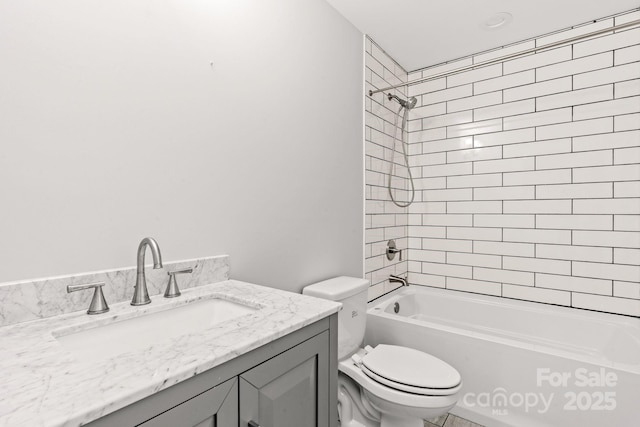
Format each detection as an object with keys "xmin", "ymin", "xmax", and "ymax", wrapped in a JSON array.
[{"xmin": 325, "ymin": 0, "xmax": 640, "ymax": 71}]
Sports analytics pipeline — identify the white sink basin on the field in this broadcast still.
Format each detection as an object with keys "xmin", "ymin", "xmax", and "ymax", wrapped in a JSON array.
[{"xmin": 55, "ymin": 298, "xmax": 257, "ymax": 361}]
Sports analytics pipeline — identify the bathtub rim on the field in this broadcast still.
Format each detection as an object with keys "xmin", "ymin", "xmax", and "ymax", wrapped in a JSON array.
[{"xmin": 367, "ymin": 285, "xmax": 640, "ymax": 375}]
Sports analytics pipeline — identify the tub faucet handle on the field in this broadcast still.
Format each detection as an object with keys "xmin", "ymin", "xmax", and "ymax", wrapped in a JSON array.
[
  {"xmin": 164, "ymin": 267, "xmax": 193, "ymax": 298},
  {"xmin": 386, "ymin": 239, "xmax": 402, "ymax": 261}
]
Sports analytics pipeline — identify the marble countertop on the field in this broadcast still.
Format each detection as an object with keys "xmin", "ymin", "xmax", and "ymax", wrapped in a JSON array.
[{"xmin": 0, "ymin": 280, "xmax": 341, "ymax": 427}]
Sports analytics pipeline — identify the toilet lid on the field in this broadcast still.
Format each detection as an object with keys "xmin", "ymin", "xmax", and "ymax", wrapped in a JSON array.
[{"xmin": 361, "ymin": 345, "xmax": 461, "ymax": 391}]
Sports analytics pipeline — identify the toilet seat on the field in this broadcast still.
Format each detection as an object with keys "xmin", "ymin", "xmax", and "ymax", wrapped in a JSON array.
[
  {"xmin": 339, "ymin": 356, "xmax": 460, "ymax": 410},
  {"xmin": 352, "ymin": 345, "xmax": 461, "ymax": 396}
]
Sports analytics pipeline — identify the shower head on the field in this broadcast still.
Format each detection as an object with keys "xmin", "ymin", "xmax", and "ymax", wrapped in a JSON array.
[{"xmin": 387, "ymin": 93, "xmax": 417, "ymax": 110}]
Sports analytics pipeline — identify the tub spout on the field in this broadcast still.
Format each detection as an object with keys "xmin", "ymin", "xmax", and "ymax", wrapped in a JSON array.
[{"xmin": 389, "ymin": 274, "xmax": 408, "ymax": 287}]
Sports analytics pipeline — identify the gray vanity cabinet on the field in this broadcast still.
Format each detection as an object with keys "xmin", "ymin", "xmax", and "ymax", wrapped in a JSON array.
[
  {"xmin": 239, "ymin": 331, "xmax": 329, "ymax": 427},
  {"xmin": 85, "ymin": 315, "xmax": 337, "ymax": 427},
  {"xmin": 139, "ymin": 378, "xmax": 238, "ymax": 427}
]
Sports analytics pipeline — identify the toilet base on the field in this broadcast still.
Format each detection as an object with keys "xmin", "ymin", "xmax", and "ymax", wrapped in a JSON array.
[
  {"xmin": 338, "ymin": 415, "xmax": 431, "ymax": 427},
  {"xmin": 380, "ymin": 413, "xmax": 423, "ymax": 427},
  {"xmin": 338, "ymin": 374, "xmax": 380, "ymax": 427},
  {"xmin": 337, "ymin": 370, "xmax": 455, "ymax": 427}
]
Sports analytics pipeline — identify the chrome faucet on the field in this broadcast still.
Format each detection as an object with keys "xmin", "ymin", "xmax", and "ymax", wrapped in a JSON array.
[
  {"xmin": 131, "ymin": 237, "xmax": 163, "ymax": 306},
  {"xmin": 389, "ymin": 274, "xmax": 408, "ymax": 287}
]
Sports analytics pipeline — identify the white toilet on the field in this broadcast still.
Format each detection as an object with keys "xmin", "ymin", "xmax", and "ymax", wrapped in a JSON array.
[{"xmin": 303, "ymin": 277, "xmax": 461, "ymax": 427}]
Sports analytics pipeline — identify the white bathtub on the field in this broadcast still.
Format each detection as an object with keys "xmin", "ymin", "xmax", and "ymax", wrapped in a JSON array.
[{"xmin": 365, "ymin": 286, "xmax": 640, "ymax": 427}]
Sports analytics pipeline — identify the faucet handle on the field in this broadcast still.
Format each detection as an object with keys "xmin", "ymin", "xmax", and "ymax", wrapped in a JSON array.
[
  {"xmin": 164, "ymin": 268, "xmax": 193, "ymax": 298},
  {"xmin": 387, "ymin": 247, "xmax": 403, "ymax": 261},
  {"xmin": 67, "ymin": 282, "xmax": 110, "ymax": 315},
  {"xmin": 386, "ymin": 239, "xmax": 403, "ymax": 261}
]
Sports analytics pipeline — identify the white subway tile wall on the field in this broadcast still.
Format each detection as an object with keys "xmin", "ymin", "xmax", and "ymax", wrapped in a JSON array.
[
  {"xmin": 365, "ymin": 38, "xmax": 409, "ymax": 301},
  {"xmin": 401, "ymin": 10, "xmax": 640, "ymax": 316}
]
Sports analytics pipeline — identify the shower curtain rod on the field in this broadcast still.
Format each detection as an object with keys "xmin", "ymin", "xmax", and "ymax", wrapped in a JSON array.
[{"xmin": 369, "ymin": 18, "xmax": 640, "ymax": 96}]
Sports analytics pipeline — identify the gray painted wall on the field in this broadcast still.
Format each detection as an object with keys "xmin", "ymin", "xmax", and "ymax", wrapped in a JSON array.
[{"xmin": 0, "ymin": 0, "xmax": 363, "ymax": 292}]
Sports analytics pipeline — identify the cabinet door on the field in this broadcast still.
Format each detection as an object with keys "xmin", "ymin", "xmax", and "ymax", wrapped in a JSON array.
[
  {"xmin": 239, "ymin": 331, "xmax": 329, "ymax": 427},
  {"xmin": 139, "ymin": 377, "xmax": 238, "ymax": 427}
]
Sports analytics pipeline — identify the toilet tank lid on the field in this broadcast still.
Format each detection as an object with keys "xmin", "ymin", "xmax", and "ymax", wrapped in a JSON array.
[{"xmin": 303, "ymin": 276, "xmax": 370, "ymax": 301}]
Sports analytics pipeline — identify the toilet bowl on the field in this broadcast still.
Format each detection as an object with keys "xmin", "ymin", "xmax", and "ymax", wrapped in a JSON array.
[
  {"xmin": 338, "ymin": 346, "xmax": 460, "ymax": 427},
  {"xmin": 303, "ymin": 277, "xmax": 461, "ymax": 427}
]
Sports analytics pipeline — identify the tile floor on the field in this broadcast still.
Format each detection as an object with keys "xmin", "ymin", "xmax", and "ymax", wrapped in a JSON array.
[{"xmin": 425, "ymin": 413, "xmax": 485, "ymax": 427}]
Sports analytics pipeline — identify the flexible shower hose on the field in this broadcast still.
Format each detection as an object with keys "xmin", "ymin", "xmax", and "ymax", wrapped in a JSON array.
[{"xmin": 388, "ymin": 104, "xmax": 415, "ymax": 208}]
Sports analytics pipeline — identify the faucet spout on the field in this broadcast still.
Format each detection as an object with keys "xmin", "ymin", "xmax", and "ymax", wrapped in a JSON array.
[
  {"xmin": 132, "ymin": 237, "xmax": 163, "ymax": 306},
  {"xmin": 389, "ymin": 274, "xmax": 408, "ymax": 287}
]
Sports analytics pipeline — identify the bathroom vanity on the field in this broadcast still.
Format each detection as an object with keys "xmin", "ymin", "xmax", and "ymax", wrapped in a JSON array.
[
  {"xmin": 88, "ymin": 314, "xmax": 334, "ymax": 427},
  {"xmin": 88, "ymin": 317, "xmax": 337, "ymax": 427},
  {"xmin": 0, "ymin": 278, "xmax": 341, "ymax": 427}
]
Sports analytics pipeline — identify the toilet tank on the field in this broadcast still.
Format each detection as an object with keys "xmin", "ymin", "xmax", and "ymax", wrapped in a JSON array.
[{"xmin": 303, "ymin": 276, "xmax": 369, "ymax": 360}]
